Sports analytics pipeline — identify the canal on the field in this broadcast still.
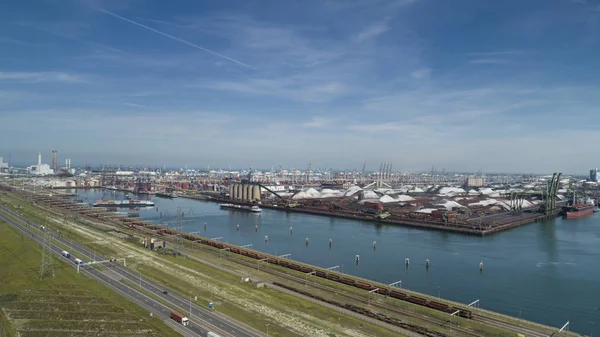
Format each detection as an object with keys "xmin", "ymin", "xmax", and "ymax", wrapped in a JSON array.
[{"xmin": 78, "ymin": 189, "xmax": 600, "ymax": 335}]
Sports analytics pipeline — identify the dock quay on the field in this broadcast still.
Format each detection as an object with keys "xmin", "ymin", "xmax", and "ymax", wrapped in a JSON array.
[{"xmin": 201, "ymin": 195, "xmax": 560, "ymax": 236}]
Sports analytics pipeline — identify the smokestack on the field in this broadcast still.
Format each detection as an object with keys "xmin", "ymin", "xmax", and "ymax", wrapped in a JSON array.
[
  {"xmin": 51, "ymin": 150, "xmax": 57, "ymax": 170},
  {"xmin": 38, "ymin": 152, "xmax": 42, "ymax": 166}
]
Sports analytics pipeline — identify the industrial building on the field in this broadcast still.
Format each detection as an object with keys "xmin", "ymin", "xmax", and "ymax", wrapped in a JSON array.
[
  {"xmin": 466, "ymin": 177, "xmax": 485, "ymax": 187},
  {"xmin": 27, "ymin": 152, "xmax": 54, "ymax": 176},
  {"xmin": 590, "ymin": 168, "xmax": 598, "ymax": 183},
  {"xmin": 0, "ymin": 157, "xmax": 7, "ymax": 172}
]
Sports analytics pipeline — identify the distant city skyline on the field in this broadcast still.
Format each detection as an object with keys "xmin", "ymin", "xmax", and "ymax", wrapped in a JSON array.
[
  {"xmin": 1, "ymin": 0, "xmax": 599, "ymax": 173},
  {"xmin": 1, "ymin": 149, "xmax": 594, "ymax": 176}
]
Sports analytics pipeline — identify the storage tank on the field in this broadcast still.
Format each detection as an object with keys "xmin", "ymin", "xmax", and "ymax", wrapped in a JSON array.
[
  {"xmin": 229, "ymin": 185, "xmax": 234, "ymax": 199},
  {"xmin": 253, "ymin": 185, "xmax": 261, "ymax": 201},
  {"xmin": 241, "ymin": 184, "xmax": 246, "ymax": 200}
]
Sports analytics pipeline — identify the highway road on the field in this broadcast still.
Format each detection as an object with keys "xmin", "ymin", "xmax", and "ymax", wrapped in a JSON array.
[{"xmin": 0, "ymin": 205, "xmax": 262, "ymax": 337}]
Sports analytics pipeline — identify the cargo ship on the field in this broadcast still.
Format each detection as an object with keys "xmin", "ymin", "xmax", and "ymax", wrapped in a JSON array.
[
  {"xmin": 94, "ymin": 200, "xmax": 155, "ymax": 208},
  {"xmin": 220, "ymin": 203, "xmax": 262, "ymax": 213},
  {"xmin": 155, "ymin": 192, "xmax": 177, "ymax": 199},
  {"xmin": 564, "ymin": 204, "xmax": 595, "ymax": 219}
]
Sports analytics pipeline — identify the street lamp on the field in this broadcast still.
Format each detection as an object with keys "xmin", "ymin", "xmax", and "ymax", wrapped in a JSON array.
[
  {"xmin": 266, "ymin": 323, "xmax": 270, "ymax": 336},
  {"xmin": 437, "ymin": 286, "xmax": 441, "ymax": 299}
]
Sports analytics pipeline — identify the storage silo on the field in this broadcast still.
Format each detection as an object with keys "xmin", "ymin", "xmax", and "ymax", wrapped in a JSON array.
[
  {"xmin": 229, "ymin": 185, "xmax": 235, "ymax": 199},
  {"xmin": 253, "ymin": 185, "xmax": 261, "ymax": 201},
  {"xmin": 236, "ymin": 184, "xmax": 242, "ymax": 200},
  {"xmin": 244, "ymin": 184, "xmax": 251, "ymax": 201}
]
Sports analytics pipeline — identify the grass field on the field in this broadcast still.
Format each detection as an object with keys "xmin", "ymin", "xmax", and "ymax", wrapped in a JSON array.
[{"xmin": 0, "ymin": 220, "xmax": 180, "ymax": 337}]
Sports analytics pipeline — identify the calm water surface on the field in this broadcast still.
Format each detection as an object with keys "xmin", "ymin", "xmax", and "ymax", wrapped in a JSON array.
[{"xmin": 77, "ymin": 189, "xmax": 600, "ymax": 335}]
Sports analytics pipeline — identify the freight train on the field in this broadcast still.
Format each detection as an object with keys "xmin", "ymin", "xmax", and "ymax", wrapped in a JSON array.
[{"xmin": 161, "ymin": 229, "xmax": 473, "ymax": 319}]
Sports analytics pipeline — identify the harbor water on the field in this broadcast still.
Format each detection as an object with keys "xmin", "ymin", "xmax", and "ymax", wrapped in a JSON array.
[{"xmin": 78, "ymin": 189, "xmax": 600, "ymax": 335}]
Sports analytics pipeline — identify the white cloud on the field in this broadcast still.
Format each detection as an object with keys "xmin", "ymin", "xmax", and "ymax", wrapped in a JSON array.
[
  {"xmin": 122, "ymin": 102, "xmax": 147, "ymax": 108},
  {"xmin": 355, "ymin": 18, "xmax": 391, "ymax": 42},
  {"xmin": 206, "ymin": 77, "xmax": 352, "ymax": 103},
  {"xmin": 301, "ymin": 117, "xmax": 333, "ymax": 128},
  {"xmin": 0, "ymin": 72, "xmax": 84, "ymax": 83},
  {"xmin": 410, "ymin": 68, "xmax": 432, "ymax": 79},
  {"xmin": 469, "ymin": 58, "xmax": 512, "ymax": 65}
]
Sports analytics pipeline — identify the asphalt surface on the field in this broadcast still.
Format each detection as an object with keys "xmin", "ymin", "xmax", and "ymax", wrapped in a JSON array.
[{"xmin": 0, "ymin": 204, "xmax": 262, "ymax": 337}]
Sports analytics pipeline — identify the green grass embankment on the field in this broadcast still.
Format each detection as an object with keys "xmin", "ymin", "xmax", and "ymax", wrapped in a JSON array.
[{"xmin": 0, "ymin": 220, "xmax": 179, "ymax": 337}]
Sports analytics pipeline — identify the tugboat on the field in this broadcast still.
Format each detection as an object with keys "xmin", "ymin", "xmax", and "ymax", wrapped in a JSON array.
[{"xmin": 155, "ymin": 192, "xmax": 177, "ymax": 199}]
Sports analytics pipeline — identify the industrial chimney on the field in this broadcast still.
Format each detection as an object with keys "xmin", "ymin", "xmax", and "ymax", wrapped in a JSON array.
[
  {"xmin": 38, "ymin": 152, "xmax": 42, "ymax": 166},
  {"xmin": 51, "ymin": 150, "xmax": 57, "ymax": 170}
]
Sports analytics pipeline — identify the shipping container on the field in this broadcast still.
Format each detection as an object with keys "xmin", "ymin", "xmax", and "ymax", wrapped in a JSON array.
[{"xmin": 170, "ymin": 311, "xmax": 189, "ymax": 326}]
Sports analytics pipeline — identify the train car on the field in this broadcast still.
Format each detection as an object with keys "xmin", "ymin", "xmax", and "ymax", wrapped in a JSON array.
[
  {"xmin": 375, "ymin": 288, "xmax": 390, "ymax": 296},
  {"xmin": 426, "ymin": 301, "xmax": 451, "ymax": 312},
  {"xmin": 389, "ymin": 290, "xmax": 407, "ymax": 300},
  {"xmin": 354, "ymin": 281, "xmax": 374, "ymax": 291},
  {"xmin": 279, "ymin": 260, "xmax": 290, "ymax": 267},
  {"xmin": 230, "ymin": 247, "xmax": 240, "ymax": 254},
  {"xmin": 458, "ymin": 310, "xmax": 472, "ymax": 319},
  {"xmin": 327, "ymin": 274, "xmax": 340, "ymax": 282},
  {"xmin": 407, "ymin": 296, "xmax": 427, "ymax": 306},
  {"xmin": 267, "ymin": 258, "xmax": 278, "ymax": 264},
  {"xmin": 289, "ymin": 263, "xmax": 301, "ymax": 271},
  {"xmin": 339, "ymin": 277, "xmax": 355, "ymax": 286},
  {"xmin": 247, "ymin": 252, "xmax": 257, "ymax": 259},
  {"xmin": 300, "ymin": 266, "xmax": 312, "ymax": 273},
  {"xmin": 241, "ymin": 250, "xmax": 249, "ymax": 256},
  {"xmin": 315, "ymin": 270, "xmax": 327, "ymax": 278}
]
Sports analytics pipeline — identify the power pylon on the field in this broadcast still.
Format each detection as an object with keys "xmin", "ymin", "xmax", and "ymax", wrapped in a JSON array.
[
  {"xmin": 40, "ymin": 226, "xmax": 55, "ymax": 279},
  {"xmin": 163, "ymin": 206, "xmax": 194, "ymax": 255}
]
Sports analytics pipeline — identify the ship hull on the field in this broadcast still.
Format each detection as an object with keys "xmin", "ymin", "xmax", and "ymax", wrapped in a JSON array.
[
  {"xmin": 220, "ymin": 204, "xmax": 261, "ymax": 213},
  {"xmin": 565, "ymin": 207, "xmax": 594, "ymax": 219},
  {"xmin": 156, "ymin": 193, "xmax": 176, "ymax": 199}
]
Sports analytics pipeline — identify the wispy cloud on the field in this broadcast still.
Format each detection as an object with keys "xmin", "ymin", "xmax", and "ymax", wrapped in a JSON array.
[
  {"xmin": 0, "ymin": 37, "xmax": 39, "ymax": 46},
  {"xmin": 468, "ymin": 58, "xmax": 513, "ymax": 65},
  {"xmin": 17, "ymin": 21, "xmax": 128, "ymax": 55},
  {"xmin": 94, "ymin": 8, "xmax": 257, "ymax": 70},
  {"xmin": 207, "ymin": 78, "xmax": 352, "ymax": 103},
  {"xmin": 355, "ymin": 17, "xmax": 392, "ymax": 42},
  {"xmin": 122, "ymin": 102, "xmax": 146, "ymax": 108},
  {"xmin": 465, "ymin": 50, "xmax": 527, "ymax": 57},
  {"xmin": 0, "ymin": 72, "xmax": 84, "ymax": 83},
  {"xmin": 301, "ymin": 117, "xmax": 333, "ymax": 128},
  {"xmin": 410, "ymin": 67, "xmax": 432, "ymax": 79}
]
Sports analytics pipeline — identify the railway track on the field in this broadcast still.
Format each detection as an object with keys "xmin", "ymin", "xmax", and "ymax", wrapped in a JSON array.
[
  {"xmin": 193, "ymin": 245, "xmax": 486, "ymax": 337},
  {"xmin": 472, "ymin": 314, "xmax": 554, "ymax": 337},
  {"xmin": 4, "ymin": 190, "xmax": 572, "ymax": 337}
]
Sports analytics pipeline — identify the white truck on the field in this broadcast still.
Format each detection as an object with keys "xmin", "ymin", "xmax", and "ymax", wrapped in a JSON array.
[{"xmin": 207, "ymin": 332, "xmax": 222, "ymax": 337}]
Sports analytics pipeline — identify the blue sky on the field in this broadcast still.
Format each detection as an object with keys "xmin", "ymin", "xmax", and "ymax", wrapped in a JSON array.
[{"xmin": 1, "ymin": 0, "xmax": 599, "ymax": 173}]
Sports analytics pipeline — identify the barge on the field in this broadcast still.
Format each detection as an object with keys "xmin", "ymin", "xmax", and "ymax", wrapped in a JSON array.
[
  {"xmin": 220, "ymin": 203, "xmax": 262, "ymax": 213},
  {"xmin": 94, "ymin": 200, "xmax": 155, "ymax": 208}
]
